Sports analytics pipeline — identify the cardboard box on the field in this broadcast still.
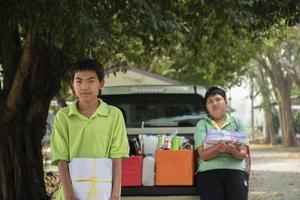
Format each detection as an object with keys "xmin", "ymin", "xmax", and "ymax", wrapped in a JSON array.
[
  {"xmin": 122, "ymin": 156, "xmax": 143, "ymax": 186},
  {"xmin": 155, "ymin": 150, "xmax": 195, "ymax": 186}
]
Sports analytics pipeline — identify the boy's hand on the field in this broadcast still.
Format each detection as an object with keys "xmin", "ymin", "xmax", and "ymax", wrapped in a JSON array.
[
  {"xmin": 110, "ymin": 194, "xmax": 120, "ymax": 200},
  {"xmin": 215, "ymin": 141, "xmax": 223, "ymax": 152},
  {"xmin": 219, "ymin": 141, "xmax": 231, "ymax": 153},
  {"xmin": 221, "ymin": 141, "xmax": 248, "ymax": 160},
  {"xmin": 227, "ymin": 141, "xmax": 242, "ymax": 151},
  {"xmin": 219, "ymin": 141, "xmax": 241, "ymax": 153},
  {"xmin": 65, "ymin": 192, "xmax": 78, "ymax": 200}
]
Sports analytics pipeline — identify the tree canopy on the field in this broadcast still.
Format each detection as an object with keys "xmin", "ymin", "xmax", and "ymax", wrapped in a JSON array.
[{"xmin": 144, "ymin": 1, "xmax": 300, "ymax": 87}]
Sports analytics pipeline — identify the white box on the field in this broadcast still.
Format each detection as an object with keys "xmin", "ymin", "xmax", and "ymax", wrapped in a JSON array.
[{"xmin": 69, "ymin": 158, "xmax": 112, "ymax": 200}]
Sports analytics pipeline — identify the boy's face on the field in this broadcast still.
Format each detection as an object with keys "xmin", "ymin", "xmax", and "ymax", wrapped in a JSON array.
[
  {"xmin": 72, "ymin": 70, "xmax": 104, "ymax": 102},
  {"xmin": 206, "ymin": 94, "xmax": 228, "ymax": 120}
]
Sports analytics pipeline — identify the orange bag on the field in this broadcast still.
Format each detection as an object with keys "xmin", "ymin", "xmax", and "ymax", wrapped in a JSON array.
[{"xmin": 155, "ymin": 150, "xmax": 195, "ymax": 186}]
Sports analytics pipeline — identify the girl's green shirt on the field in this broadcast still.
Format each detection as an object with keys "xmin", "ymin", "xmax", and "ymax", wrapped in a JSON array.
[{"xmin": 194, "ymin": 114, "xmax": 249, "ymax": 173}]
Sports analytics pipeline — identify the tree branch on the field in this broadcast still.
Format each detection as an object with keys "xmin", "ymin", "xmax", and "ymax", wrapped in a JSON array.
[{"xmin": 6, "ymin": 23, "xmax": 35, "ymax": 110}]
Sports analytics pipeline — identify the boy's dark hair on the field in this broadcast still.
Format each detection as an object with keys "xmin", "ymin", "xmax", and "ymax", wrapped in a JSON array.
[
  {"xmin": 71, "ymin": 59, "xmax": 104, "ymax": 81},
  {"xmin": 204, "ymin": 86, "xmax": 227, "ymax": 105}
]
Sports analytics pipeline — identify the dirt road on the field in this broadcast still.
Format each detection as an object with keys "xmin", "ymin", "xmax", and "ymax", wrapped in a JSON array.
[{"xmin": 249, "ymin": 144, "xmax": 300, "ymax": 200}]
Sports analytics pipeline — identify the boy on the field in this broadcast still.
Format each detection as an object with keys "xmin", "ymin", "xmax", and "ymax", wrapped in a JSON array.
[
  {"xmin": 194, "ymin": 86, "xmax": 249, "ymax": 200},
  {"xmin": 51, "ymin": 59, "xmax": 129, "ymax": 200}
]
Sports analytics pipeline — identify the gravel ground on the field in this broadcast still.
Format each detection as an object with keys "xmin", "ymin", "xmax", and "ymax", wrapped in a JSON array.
[{"xmin": 248, "ymin": 144, "xmax": 300, "ymax": 200}]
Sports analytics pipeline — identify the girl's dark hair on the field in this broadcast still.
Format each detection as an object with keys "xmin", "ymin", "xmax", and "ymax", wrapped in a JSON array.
[
  {"xmin": 204, "ymin": 86, "xmax": 227, "ymax": 105},
  {"xmin": 70, "ymin": 59, "xmax": 104, "ymax": 81}
]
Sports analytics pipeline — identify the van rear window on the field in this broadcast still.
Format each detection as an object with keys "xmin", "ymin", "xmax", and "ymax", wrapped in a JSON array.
[{"xmin": 101, "ymin": 94, "xmax": 205, "ymax": 128}]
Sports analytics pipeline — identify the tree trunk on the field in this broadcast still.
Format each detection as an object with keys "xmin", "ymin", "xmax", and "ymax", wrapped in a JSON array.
[
  {"xmin": 255, "ymin": 61, "xmax": 277, "ymax": 144},
  {"xmin": 278, "ymin": 89, "xmax": 296, "ymax": 146},
  {"xmin": 0, "ymin": 24, "xmax": 20, "ymax": 92},
  {"xmin": 0, "ymin": 36, "xmax": 66, "ymax": 199},
  {"xmin": 0, "ymin": 103, "xmax": 50, "ymax": 200},
  {"xmin": 263, "ymin": 102, "xmax": 277, "ymax": 145},
  {"xmin": 258, "ymin": 54, "xmax": 296, "ymax": 147},
  {"xmin": 272, "ymin": 64, "xmax": 296, "ymax": 147}
]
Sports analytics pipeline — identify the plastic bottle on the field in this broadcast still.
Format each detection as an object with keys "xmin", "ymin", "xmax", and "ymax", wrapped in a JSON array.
[
  {"xmin": 143, "ymin": 135, "xmax": 157, "ymax": 155},
  {"xmin": 157, "ymin": 135, "xmax": 165, "ymax": 149},
  {"xmin": 171, "ymin": 136, "xmax": 180, "ymax": 150},
  {"xmin": 138, "ymin": 134, "xmax": 144, "ymax": 155},
  {"xmin": 142, "ymin": 154, "xmax": 155, "ymax": 186}
]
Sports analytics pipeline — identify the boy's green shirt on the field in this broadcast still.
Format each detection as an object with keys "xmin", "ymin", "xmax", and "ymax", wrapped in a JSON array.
[{"xmin": 194, "ymin": 114, "xmax": 249, "ymax": 173}]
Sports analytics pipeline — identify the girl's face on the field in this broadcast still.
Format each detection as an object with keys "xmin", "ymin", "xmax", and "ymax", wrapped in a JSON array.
[
  {"xmin": 72, "ymin": 70, "xmax": 104, "ymax": 102},
  {"xmin": 206, "ymin": 94, "xmax": 228, "ymax": 120}
]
